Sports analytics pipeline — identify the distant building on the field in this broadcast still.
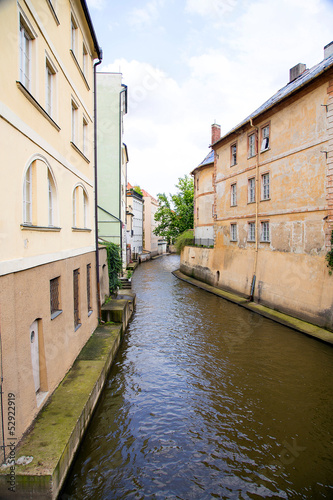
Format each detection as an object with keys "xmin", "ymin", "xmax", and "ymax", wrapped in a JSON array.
[
  {"xmin": 0, "ymin": 0, "xmax": 101, "ymax": 445},
  {"xmin": 126, "ymin": 184, "xmax": 143, "ymax": 260},
  {"xmin": 191, "ymin": 125, "xmax": 218, "ymax": 245},
  {"xmin": 97, "ymin": 72, "xmax": 128, "ymax": 270},
  {"xmin": 181, "ymin": 43, "xmax": 333, "ymax": 330},
  {"xmin": 142, "ymin": 189, "xmax": 160, "ymax": 256}
]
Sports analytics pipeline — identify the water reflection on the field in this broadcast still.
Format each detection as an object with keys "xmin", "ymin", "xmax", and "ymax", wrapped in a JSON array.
[{"xmin": 61, "ymin": 255, "xmax": 333, "ymax": 499}]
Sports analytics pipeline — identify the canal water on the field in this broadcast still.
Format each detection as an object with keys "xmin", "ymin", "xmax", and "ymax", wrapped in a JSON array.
[{"xmin": 61, "ymin": 255, "xmax": 333, "ymax": 499}]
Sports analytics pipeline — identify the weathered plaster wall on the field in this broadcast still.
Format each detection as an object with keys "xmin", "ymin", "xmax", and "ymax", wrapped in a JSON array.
[{"xmin": 0, "ymin": 252, "xmax": 98, "ymax": 444}]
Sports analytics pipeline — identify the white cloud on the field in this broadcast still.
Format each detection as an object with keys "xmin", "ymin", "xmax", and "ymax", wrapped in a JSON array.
[
  {"xmin": 185, "ymin": 0, "xmax": 237, "ymax": 19},
  {"xmin": 128, "ymin": 0, "xmax": 165, "ymax": 29},
  {"xmin": 86, "ymin": 0, "xmax": 106, "ymax": 10},
  {"xmin": 97, "ymin": 0, "xmax": 333, "ymax": 198}
]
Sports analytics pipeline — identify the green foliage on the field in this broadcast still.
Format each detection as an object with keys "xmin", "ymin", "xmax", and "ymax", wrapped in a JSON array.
[
  {"xmin": 133, "ymin": 185, "xmax": 143, "ymax": 196},
  {"xmin": 154, "ymin": 175, "xmax": 194, "ymax": 244},
  {"xmin": 326, "ymin": 230, "xmax": 333, "ymax": 275},
  {"xmin": 175, "ymin": 229, "xmax": 194, "ymax": 254},
  {"xmin": 102, "ymin": 242, "xmax": 123, "ymax": 293}
]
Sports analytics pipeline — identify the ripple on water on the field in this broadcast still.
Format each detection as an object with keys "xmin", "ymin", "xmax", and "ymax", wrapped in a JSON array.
[{"xmin": 61, "ymin": 255, "xmax": 333, "ymax": 500}]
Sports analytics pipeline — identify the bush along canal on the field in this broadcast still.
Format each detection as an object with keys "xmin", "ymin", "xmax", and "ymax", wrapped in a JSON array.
[{"xmin": 61, "ymin": 254, "xmax": 333, "ymax": 499}]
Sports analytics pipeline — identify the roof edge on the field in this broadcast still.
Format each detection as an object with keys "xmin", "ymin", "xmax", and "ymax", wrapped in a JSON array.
[{"xmin": 80, "ymin": 0, "xmax": 102, "ymax": 60}]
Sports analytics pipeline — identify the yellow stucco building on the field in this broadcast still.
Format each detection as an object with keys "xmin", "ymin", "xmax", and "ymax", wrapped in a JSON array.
[
  {"xmin": 182, "ymin": 43, "xmax": 333, "ymax": 330},
  {"xmin": 0, "ymin": 0, "xmax": 102, "ymax": 448}
]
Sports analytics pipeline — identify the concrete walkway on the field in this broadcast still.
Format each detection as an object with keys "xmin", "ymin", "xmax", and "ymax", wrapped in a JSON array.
[
  {"xmin": 0, "ymin": 291, "xmax": 136, "ymax": 500},
  {"xmin": 173, "ymin": 270, "xmax": 333, "ymax": 345}
]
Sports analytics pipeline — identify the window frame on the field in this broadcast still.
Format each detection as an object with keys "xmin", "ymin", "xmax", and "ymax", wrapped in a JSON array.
[
  {"xmin": 71, "ymin": 99, "xmax": 78, "ymax": 144},
  {"xmin": 19, "ymin": 20, "xmax": 32, "ymax": 91},
  {"xmin": 230, "ymin": 183, "xmax": 237, "ymax": 207},
  {"xmin": 261, "ymin": 221, "xmax": 270, "ymax": 242},
  {"xmin": 230, "ymin": 223, "xmax": 237, "ymax": 242},
  {"xmin": 50, "ymin": 276, "xmax": 62, "ymax": 319},
  {"xmin": 73, "ymin": 268, "xmax": 81, "ymax": 330},
  {"xmin": 248, "ymin": 176, "xmax": 256, "ymax": 204},
  {"xmin": 23, "ymin": 164, "xmax": 32, "ymax": 224},
  {"xmin": 230, "ymin": 142, "xmax": 237, "ymax": 166},
  {"xmin": 261, "ymin": 172, "xmax": 270, "ymax": 201},
  {"xmin": 248, "ymin": 221, "xmax": 256, "ymax": 242},
  {"xmin": 260, "ymin": 124, "xmax": 270, "ymax": 152},
  {"xmin": 248, "ymin": 132, "xmax": 257, "ymax": 159},
  {"xmin": 71, "ymin": 15, "xmax": 78, "ymax": 55},
  {"xmin": 82, "ymin": 116, "xmax": 88, "ymax": 157},
  {"xmin": 87, "ymin": 263, "xmax": 92, "ymax": 315}
]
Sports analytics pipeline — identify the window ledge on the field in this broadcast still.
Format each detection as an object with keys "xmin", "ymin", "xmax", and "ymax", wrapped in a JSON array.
[
  {"xmin": 247, "ymin": 240, "xmax": 255, "ymax": 243},
  {"xmin": 72, "ymin": 227, "xmax": 92, "ymax": 232},
  {"xmin": 260, "ymin": 147, "xmax": 270, "ymax": 153},
  {"xmin": 260, "ymin": 240, "xmax": 271, "ymax": 244},
  {"xmin": 248, "ymin": 155, "xmax": 256, "ymax": 159},
  {"xmin": 70, "ymin": 141, "xmax": 90, "ymax": 163},
  {"xmin": 51, "ymin": 310, "xmax": 63, "ymax": 320},
  {"xmin": 75, "ymin": 323, "xmax": 82, "ymax": 332},
  {"xmin": 16, "ymin": 81, "xmax": 61, "ymax": 131},
  {"xmin": 230, "ymin": 205, "xmax": 237, "ymax": 208},
  {"xmin": 70, "ymin": 50, "xmax": 90, "ymax": 90},
  {"xmin": 230, "ymin": 163, "xmax": 237, "ymax": 167},
  {"xmin": 46, "ymin": 0, "xmax": 60, "ymax": 25},
  {"xmin": 260, "ymin": 198, "xmax": 271, "ymax": 202},
  {"xmin": 21, "ymin": 224, "xmax": 61, "ymax": 232},
  {"xmin": 247, "ymin": 201, "xmax": 256, "ymax": 205}
]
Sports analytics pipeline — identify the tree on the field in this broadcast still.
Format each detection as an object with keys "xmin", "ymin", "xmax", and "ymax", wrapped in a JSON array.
[{"xmin": 154, "ymin": 175, "xmax": 194, "ymax": 244}]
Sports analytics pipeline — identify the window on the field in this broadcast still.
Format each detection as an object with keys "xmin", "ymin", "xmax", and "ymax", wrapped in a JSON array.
[
  {"xmin": 231, "ymin": 183, "xmax": 237, "ymax": 206},
  {"xmin": 261, "ymin": 125, "xmax": 270, "ymax": 151},
  {"xmin": 261, "ymin": 221, "xmax": 270, "ymax": 242},
  {"xmin": 23, "ymin": 157, "xmax": 57, "ymax": 228},
  {"xmin": 248, "ymin": 177, "xmax": 255, "ymax": 203},
  {"xmin": 248, "ymin": 133, "xmax": 256, "ymax": 158},
  {"xmin": 87, "ymin": 264, "xmax": 92, "ymax": 314},
  {"xmin": 248, "ymin": 222, "xmax": 256, "ymax": 242},
  {"xmin": 197, "ymin": 206, "xmax": 199, "ymax": 219},
  {"xmin": 71, "ymin": 15, "xmax": 77, "ymax": 54},
  {"xmin": 83, "ymin": 44, "xmax": 88, "ymax": 78},
  {"xmin": 82, "ymin": 117, "xmax": 88, "ymax": 156},
  {"xmin": 24, "ymin": 165, "xmax": 32, "ymax": 224},
  {"xmin": 20, "ymin": 20, "xmax": 32, "ymax": 90},
  {"xmin": 262, "ymin": 173, "xmax": 270, "ymax": 200},
  {"xmin": 73, "ymin": 184, "xmax": 89, "ymax": 229},
  {"xmin": 73, "ymin": 269, "xmax": 81, "ymax": 329},
  {"xmin": 230, "ymin": 223, "xmax": 237, "ymax": 241},
  {"xmin": 50, "ymin": 277, "xmax": 62, "ymax": 319},
  {"xmin": 71, "ymin": 100, "xmax": 78, "ymax": 144},
  {"xmin": 231, "ymin": 143, "xmax": 237, "ymax": 166},
  {"xmin": 197, "ymin": 177, "xmax": 199, "ymax": 191},
  {"xmin": 45, "ymin": 58, "xmax": 56, "ymax": 117},
  {"xmin": 48, "ymin": 175, "xmax": 53, "ymax": 226}
]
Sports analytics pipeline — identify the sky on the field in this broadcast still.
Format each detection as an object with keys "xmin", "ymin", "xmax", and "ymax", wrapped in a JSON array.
[{"xmin": 86, "ymin": 0, "xmax": 333, "ymax": 199}]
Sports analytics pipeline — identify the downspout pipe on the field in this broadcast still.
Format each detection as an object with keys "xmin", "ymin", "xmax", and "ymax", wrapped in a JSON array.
[
  {"xmin": 249, "ymin": 117, "xmax": 260, "ymax": 301},
  {"xmin": 94, "ymin": 50, "xmax": 103, "ymax": 320},
  {"xmin": 119, "ymin": 84, "xmax": 128, "ymax": 269}
]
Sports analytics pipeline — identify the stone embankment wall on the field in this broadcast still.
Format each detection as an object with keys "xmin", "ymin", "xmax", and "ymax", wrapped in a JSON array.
[{"xmin": 180, "ymin": 246, "xmax": 333, "ymax": 331}]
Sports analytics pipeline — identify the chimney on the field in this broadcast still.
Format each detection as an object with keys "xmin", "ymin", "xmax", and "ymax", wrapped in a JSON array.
[
  {"xmin": 211, "ymin": 123, "xmax": 221, "ymax": 144},
  {"xmin": 324, "ymin": 41, "xmax": 333, "ymax": 59},
  {"xmin": 289, "ymin": 63, "xmax": 306, "ymax": 83}
]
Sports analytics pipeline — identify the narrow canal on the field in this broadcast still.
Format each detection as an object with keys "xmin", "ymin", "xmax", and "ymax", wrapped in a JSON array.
[{"xmin": 61, "ymin": 255, "xmax": 333, "ymax": 499}]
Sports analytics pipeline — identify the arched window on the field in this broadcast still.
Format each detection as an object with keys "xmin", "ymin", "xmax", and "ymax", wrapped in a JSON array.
[
  {"xmin": 72, "ymin": 184, "xmax": 89, "ymax": 229},
  {"xmin": 23, "ymin": 156, "xmax": 58, "ymax": 227}
]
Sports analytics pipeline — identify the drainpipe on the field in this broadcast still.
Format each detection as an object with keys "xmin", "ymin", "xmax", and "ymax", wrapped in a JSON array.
[
  {"xmin": 119, "ymin": 84, "xmax": 128, "ymax": 270},
  {"xmin": 249, "ymin": 117, "xmax": 260, "ymax": 301},
  {"xmin": 94, "ymin": 50, "xmax": 103, "ymax": 320}
]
